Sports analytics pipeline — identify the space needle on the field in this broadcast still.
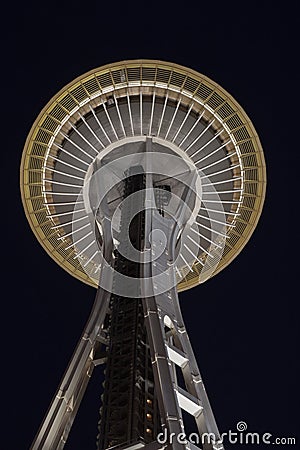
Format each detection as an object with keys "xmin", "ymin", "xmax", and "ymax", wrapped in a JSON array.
[{"xmin": 20, "ymin": 60, "xmax": 266, "ymax": 450}]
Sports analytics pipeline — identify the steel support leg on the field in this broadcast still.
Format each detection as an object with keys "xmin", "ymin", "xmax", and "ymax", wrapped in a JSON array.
[
  {"xmin": 140, "ymin": 153, "xmax": 224, "ymax": 450},
  {"xmin": 30, "ymin": 285, "xmax": 111, "ymax": 450},
  {"xmin": 31, "ymin": 215, "xmax": 114, "ymax": 450}
]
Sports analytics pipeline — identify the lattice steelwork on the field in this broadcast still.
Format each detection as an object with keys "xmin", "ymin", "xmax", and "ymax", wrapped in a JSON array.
[{"xmin": 20, "ymin": 60, "xmax": 266, "ymax": 450}]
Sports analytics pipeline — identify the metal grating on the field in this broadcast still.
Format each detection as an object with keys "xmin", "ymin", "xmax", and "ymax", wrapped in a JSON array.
[
  {"xmin": 239, "ymin": 140, "xmax": 256, "ymax": 154},
  {"xmin": 206, "ymin": 91, "xmax": 225, "ymax": 109},
  {"xmin": 236, "ymin": 221, "xmax": 248, "ymax": 235},
  {"xmin": 32, "ymin": 200, "xmax": 45, "ymax": 215},
  {"xmin": 111, "ymin": 69, "xmax": 124, "ymax": 84},
  {"xmin": 127, "ymin": 67, "xmax": 140, "ymax": 81},
  {"xmin": 28, "ymin": 157, "xmax": 43, "ymax": 170},
  {"xmin": 28, "ymin": 185, "xmax": 41, "ymax": 198},
  {"xmin": 70, "ymin": 84, "xmax": 88, "ymax": 103},
  {"xmin": 217, "ymin": 102, "xmax": 235, "ymax": 119},
  {"xmin": 196, "ymin": 83, "xmax": 213, "ymax": 100},
  {"xmin": 29, "ymin": 171, "xmax": 42, "ymax": 184},
  {"xmin": 228, "ymin": 233, "xmax": 241, "ymax": 247},
  {"xmin": 41, "ymin": 115, "xmax": 60, "ymax": 133},
  {"xmin": 35, "ymin": 210, "xmax": 47, "ymax": 224},
  {"xmin": 244, "ymin": 168, "xmax": 259, "ymax": 181},
  {"xmin": 35, "ymin": 128, "xmax": 52, "ymax": 144},
  {"xmin": 50, "ymin": 103, "xmax": 68, "ymax": 121},
  {"xmin": 97, "ymin": 72, "xmax": 112, "ymax": 88},
  {"xmin": 226, "ymin": 114, "xmax": 244, "ymax": 130},
  {"xmin": 60, "ymin": 93, "xmax": 78, "ymax": 111},
  {"xmin": 233, "ymin": 126, "xmax": 251, "ymax": 142},
  {"xmin": 242, "ymin": 196, "xmax": 256, "ymax": 209},
  {"xmin": 184, "ymin": 76, "xmax": 200, "ymax": 94},
  {"xmin": 156, "ymin": 68, "xmax": 171, "ymax": 84},
  {"xmin": 170, "ymin": 71, "xmax": 186, "ymax": 88},
  {"xmin": 30, "ymin": 143, "xmax": 46, "ymax": 157},
  {"xmin": 83, "ymin": 76, "xmax": 101, "ymax": 95},
  {"xmin": 240, "ymin": 208, "xmax": 252, "ymax": 224},
  {"xmin": 241, "ymin": 154, "xmax": 258, "ymax": 167},
  {"xmin": 244, "ymin": 182, "xmax": 258, "ymax": 195},
  {"xmin": 142, "ymin": 66, "xmax": 156, "ymax": 81}
]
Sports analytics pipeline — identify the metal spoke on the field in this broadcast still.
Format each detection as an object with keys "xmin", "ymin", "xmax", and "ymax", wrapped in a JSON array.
[
  {"xmin": 148, "ymin": 92, "xmax": 156, "ymax": 136},
  {"xmin": 51, "ymin": 215, "xmax": 87, "ymax": 230},
  {"xmin": 184, "ymin": 242, "xmax": 205, "ymax": 265},
  {"xmin": 202, "ymin": 177, "xmax": 242, "ymax": 187},
  {"xmin": 200, "ymin": 206, "xmax": 240, "ymax": 216},
  {"xmin": 187, "ymin": 234, "xmax": 214, "ymax": 258},
  {"xmin": 45, "ymin": 166, "xmax": 85, "ymax": 181},
  {"xmin": 175, "ymin": 265, "xmax": 182, "ymax": 277},
  {"xmin": 45, "ymin": 179, "xmax": 82, "ymax": 189},
  {"xmin": 140, "ymin": 91, "xmax": 143, "ymax": 135},
  {"xmin": 102, "ymin": 102, "xmax": 118, "ymax": 139},
  {"xmin": 88, "ymin": 104, "xmax": 112, "ymax": 144},
  {"xmin": 185, "ymin": 118, "xmax": 216, "ymax": 153},
  {"xmin": 94, "ymin": 263, "xmax": 102, "ymax": 273},
  {"xmin": 126, "ymin": 93, "xmax": 134, "ymax": 136},
  {"xmin": 47, "ymin": 208, "xmax": 85, "ymax": 219},
  {"xmin": 113, "ymin": 94, "xmax": 126, "ymax": 138},
  {"xmin": 190, "ymin": 226, "xmax": 223, "ymax": 249},
  {"xmin": 195, "ymin": 220, "xmax": 228, "ymax": 238},
  {"xmin": 83, "ymin": 250, "xmax": 99, "ymax": 267},
  {"xmin": 60, "ymin": 131, "xmax": 95, "ymax": 160},
  {"xmin": 43, "ymin": 191, "xmax": 83, "ymax": 196},
  {"xmin": 73, "ymin": 240, "xmax": 94, "ymax": 259},
  {"xmin": 179, "ymin": 252, "xmax": 194, "ymax": 272},
  {"xmin": 65, "ymin": 230, "xmax": 93, "ymax": 250},
  {"xmin": 157, "ymin": 93, "xmax": 169, "ymax": 136},
  {"xmin": 67, "ymin": 121, "xmax": 99, "ymax": 154},
  {"xmin": 203, "ymin": 189, "xmax": 243, "ymax": 195},
  {"xmin": 48, "ymin": 154, "xmax": 87, "ymax": 173},
  {"xmin": 193, "ymin": 140, "xmax": 231, "ymax": 163},
  {"xmin": 172, "ymin": 102, "xmax": 194, "ymax": 142},
  {"xmin": 165, "ymin": 97, "xmax": 181, "ymax": 139},
  {"xmin": 201, "ymin": 163, "xmax": 240, "ymax": 178},
  {"xmin": 77, "ymin": 112, "xmax": 105, "ymax": 149},
  {"xmin": 198, "ymin": 152, "xmax": 237, "ymax": 171},
  {"xmin": 190, "ymin": 129, "xmax": 224, "ymax": 158},
  {"xmin": 45, "ymin": 201, "xmax": 85, "ymax": 207},
  {"xmin": 179, "ymin": 109, "xmax": 205, "ymax": 147},
  {"xmin": 51, "ymin": 143, "xmax": 90, "ymax": 166},
  {"xmin": 57, "ymin": 222, "xmax": 90, "ymax": 240},
  {"xmin": 197, "ymin": 214, "xmax": 236, "ymax": 227},
  {"xmin": 202, "ymin": 199, "xmax": 242, "ymax": 204}
]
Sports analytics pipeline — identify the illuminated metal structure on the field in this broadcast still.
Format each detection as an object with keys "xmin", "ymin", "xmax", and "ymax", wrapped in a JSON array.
[{"xmin": 20, "ymin": 60, "xmax": 266, "ymax": 450}]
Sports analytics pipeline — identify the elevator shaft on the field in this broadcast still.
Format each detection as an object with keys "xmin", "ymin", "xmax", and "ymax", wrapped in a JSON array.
[{"xmin": 97, "ymin": 168, "xmax": 161, "ymax": 449}]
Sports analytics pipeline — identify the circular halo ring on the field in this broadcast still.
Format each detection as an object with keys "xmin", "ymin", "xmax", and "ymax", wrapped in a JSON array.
[{"xmin": 20, "ymin": 59, "xmax": 266, "ymax": 291}]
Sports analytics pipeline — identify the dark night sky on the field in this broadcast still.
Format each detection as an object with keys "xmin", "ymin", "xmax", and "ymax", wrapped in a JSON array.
[{"xmin": 2, "ymin": 1, "xmax": 298, "ymax": 449}]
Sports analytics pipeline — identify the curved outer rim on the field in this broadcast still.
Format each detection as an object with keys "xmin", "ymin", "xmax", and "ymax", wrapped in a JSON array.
[{"xmin": 20, "ymin": 59, "xmax": 267, "ymax": 291}]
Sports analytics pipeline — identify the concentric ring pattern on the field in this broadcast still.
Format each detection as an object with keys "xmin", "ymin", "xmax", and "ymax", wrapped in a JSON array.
[{"xmin": 20, "ymin": 60, "xmax": 266, "ymax": 291}]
